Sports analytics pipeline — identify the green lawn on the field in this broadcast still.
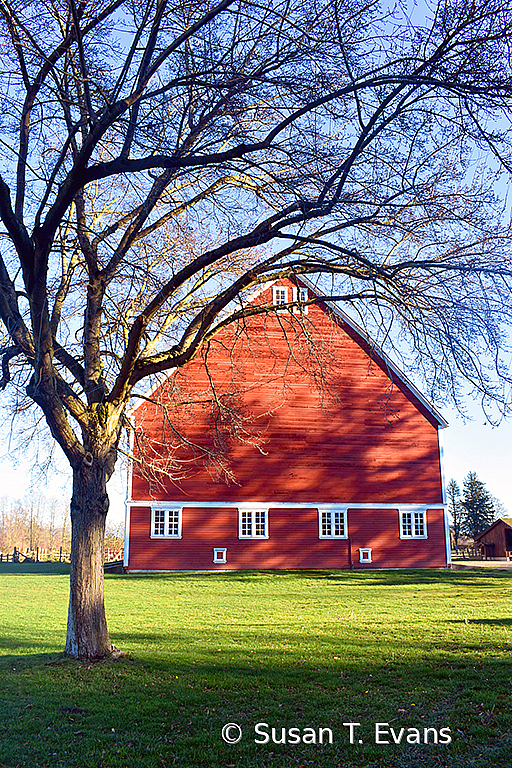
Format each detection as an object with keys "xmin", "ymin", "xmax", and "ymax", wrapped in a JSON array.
[{"xmin": 0, "ymin": 564, "xmax": 511, "ymax": 768}]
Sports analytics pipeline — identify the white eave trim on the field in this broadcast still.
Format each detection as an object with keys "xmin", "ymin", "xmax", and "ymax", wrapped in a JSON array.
[{"xmin": 127, "ymin": 500, "xmax": 446, "ymax": 510}]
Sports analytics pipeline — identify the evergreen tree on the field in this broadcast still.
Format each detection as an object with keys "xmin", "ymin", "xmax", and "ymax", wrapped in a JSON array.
[
  {"xmin": 460, "ymin": 472, "xmax": 496, "ymax": 537},
  {"xmin": 447, "ymin": 479, "xmax": 463, "ymax": 553}
]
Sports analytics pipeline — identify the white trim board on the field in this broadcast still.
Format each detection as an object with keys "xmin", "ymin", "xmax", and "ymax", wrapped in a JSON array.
[{"xmin": 127, "ymin": 500, "xmax": 446, "ymax": 510}]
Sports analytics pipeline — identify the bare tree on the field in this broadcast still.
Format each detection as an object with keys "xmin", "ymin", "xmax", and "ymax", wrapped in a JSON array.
[
  {"xmin": 1, "ymin": 0, "xmax": 512, "ymax": 658},
  {"xmin": 447, "ymin": 478, "xmax": 463, "ymax": 554},
  {"xmin": 0, "ymin": 493, "xmax": 69, "ymax": 552},
  {"xmin": 489, "ymin": 495, "xmax": 508, "ymax": 518}
]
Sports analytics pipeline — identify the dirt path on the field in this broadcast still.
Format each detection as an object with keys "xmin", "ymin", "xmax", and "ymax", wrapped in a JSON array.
[{"xmin": 452, "ymin": 558, "xmax": 512, "ymax": 569}]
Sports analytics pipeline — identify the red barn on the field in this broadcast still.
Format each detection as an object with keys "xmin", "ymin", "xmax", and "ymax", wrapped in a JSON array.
[{"xmin": 125, "ymin": 278, "xmax": 451, "ymax": 571}]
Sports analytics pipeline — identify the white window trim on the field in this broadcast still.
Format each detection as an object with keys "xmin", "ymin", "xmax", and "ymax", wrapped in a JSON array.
[
  {"xmin": 238, "ymin": 507, "xmax": 269, "ymax": 539},
  {"xmin": 318, "ymin": 508, "xmax": 348, "ymax": 539},
  {"xmin": 359, "ymin": 548, "xmax": 372, "ymax": 563},
  {"xmin": 150, "ymin": 506, "xmax": 183, "ymax": 539},
  {"xmin": 272, "ymin": 285, "xmax": 289, "ymax": 312},
  {"xmin": 399, "ymin": 509, "xmax": 428, "ymax": 539},
  {"xmin": 292, "ymin": 286, "xmax": 308, "ymax": 314},
  {"xmin": 213, "ymin": 547, "xmax": 227, "ymax": 563}
]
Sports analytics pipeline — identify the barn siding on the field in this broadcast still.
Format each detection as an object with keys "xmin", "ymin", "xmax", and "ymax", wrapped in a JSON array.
[
  {"xmin": 347, "ymin": 508, "xmax": 447, "ymax": 569},
  {"xmin": 128, "ymin": 506, "xmax": 350, "ymax": 570},
  {"xmin": 127, "ymin": 505, "xmax": 448, "ymax": 571},
  {"xmin": 128, "ymin": 279, "xmax": 447, "ymax": 571},
  {"xmin": 131, "ymin": 286, "xmax": 444, "ymax": 506}
]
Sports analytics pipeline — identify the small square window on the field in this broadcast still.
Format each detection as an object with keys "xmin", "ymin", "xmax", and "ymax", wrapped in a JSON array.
[
  {"xmin": 359, "ymin": 548, "xmax": 372, "ymax": 563},
  {"xmin": 213, "ymin": 548, "xmax": 227, "ymax": 563}
]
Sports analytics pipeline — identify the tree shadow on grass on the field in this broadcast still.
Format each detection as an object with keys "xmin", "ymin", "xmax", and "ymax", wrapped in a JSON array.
[
  {"xmin": 2, "ymin": 563, "xmax": 509, "ymax": 587},
  {"xmin": 0, "ymin": 646, "xmax": 511, "ymax": 768},
  {"xmin": 2, "ymin": 567, "xmax": 511, "ymax": 767},
  {"xmin": 109, "ymin": 567, "xmax": 512, "ymax": 588},
  {"xmin": 446, "ymin": 618, "xmax": 512, "ymax": 627},
  {"xmin": 0, "ymin": 638, "xmax": 67, "ymax": 662},
  {"xmin": 0, "ymin": 650, "xmax": 68, "ymax": 669},
  {"xmin": 0, "ymin": 562, "xmax": 70, "ymax": 575}
]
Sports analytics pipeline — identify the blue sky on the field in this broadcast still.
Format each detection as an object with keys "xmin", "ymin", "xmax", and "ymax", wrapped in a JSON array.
[{"xmin": 441, "ymin": 410, "xmax": 512, "ymax": 512}]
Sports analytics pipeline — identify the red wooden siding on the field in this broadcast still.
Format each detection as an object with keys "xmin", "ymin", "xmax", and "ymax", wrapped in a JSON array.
[
  {"xmin": 131, "ymin": 280, "xmax": 444, "ymax": 506},
  {"xmin": 127, "ymin": 278, "xmax": 448, "ymax": 571},
  {"xmin": 127, "ymin": 506, "xmax": 447, "ymax": 570},
  {"xmin": 129, "ymin": 506, "xmax": 351, "ymax": 570},
  {"xmin": 347, "ymin": 508, "xmax": 447, "ymax": 569}
]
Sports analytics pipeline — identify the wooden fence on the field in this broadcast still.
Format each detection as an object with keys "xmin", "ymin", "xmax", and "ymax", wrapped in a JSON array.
[{"xmin": 0, "ymin": 547, "xmax": 124, "ymax": 564}]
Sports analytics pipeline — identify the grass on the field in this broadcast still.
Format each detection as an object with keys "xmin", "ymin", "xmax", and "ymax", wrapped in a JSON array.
[{"xmin": 0, "ymin": 564, "xmax": 511, "ymax": 768}]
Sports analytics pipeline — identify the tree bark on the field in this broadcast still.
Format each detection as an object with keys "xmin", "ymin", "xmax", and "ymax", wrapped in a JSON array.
[{"xmin": 65, "ymin": 459, "xmax": 114, "ymax": 659}]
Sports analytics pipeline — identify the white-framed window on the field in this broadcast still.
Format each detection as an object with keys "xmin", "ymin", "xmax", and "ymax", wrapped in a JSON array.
[
  {"xmin": 151, "ymin": 507, "xmax": 182, "ymax": 538},
  {"xmin": 292, "ymin": 286, "xmax": 309, "ymax": 314},
  {"xmin": 318, "ymin": 509, "xmax": 347, "ymax": 538},
  {"xmin": 239, "ymin": 508, "xmax": 268, "ymax": 538},
  {"xmin": 359, "ymin": 548, "xmax": 372, "ymax": 563},
  {"xmin": 272, "ymin": 285, "xmax": 288, "ymax": 311},
  {"xmin": 213, "ymin": 548, "xmax": 227, "ymax": 563},
  {"xmin": 399, "ymin": 510, "xmax": 427, "ymax": 539}
]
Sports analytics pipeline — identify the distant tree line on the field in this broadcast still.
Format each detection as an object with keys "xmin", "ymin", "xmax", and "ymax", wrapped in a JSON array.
[
  {"xmin": 0, "ymin": 495, "xmax": 123, "ymax": 555},
  {"xmin": 447, "ymin": 472, "xmax": 506, "ymax": 552}
]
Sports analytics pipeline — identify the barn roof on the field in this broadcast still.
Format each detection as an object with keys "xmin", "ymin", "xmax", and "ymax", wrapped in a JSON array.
[{"xmin": 475, "ymin": 517, "xmax": 512, "ymax": 541}]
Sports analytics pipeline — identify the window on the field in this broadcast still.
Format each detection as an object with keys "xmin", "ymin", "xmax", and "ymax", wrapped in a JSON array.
[
  {"xmin": 213, "ymin": 548, "xmax": 227, "ymax": 563},
  {"xmin": 400, "ymin": 510, "xmax": 427, "ymax": 539},
  {"xmin": 292, "ymin": 286, "xmax": 309, "ymax": 314},
  {"xmin": 239, "ymin": 508, "xmax": 268, "ymax": 538},
  {"xmin": 272, "ymin": 286, "xmax": 288, "ymax": 311},
  {"xmin": 359, "ymin": 548, "xmax": 372, "ymax": 563},
  {"xmin": 319, "ymin": 509, "xmax": 347, "ymax": 538},
  {"xmin": 151, "ymin": 507, "xmax": 182, "ymax": 538}
]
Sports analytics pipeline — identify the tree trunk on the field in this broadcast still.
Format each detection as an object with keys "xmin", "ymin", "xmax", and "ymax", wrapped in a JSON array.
[{"xmin": 65, "ymin": 459, "xmax": 114, "ymax": 659}]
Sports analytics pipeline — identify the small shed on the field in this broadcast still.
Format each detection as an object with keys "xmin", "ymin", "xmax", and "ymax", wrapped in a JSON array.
[{"xmin": 475, "ymin": 518, "xmax": 512, "ymax": 560}]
